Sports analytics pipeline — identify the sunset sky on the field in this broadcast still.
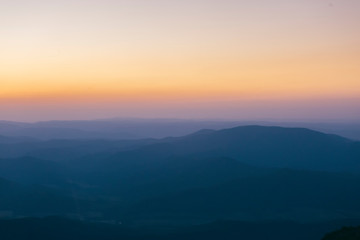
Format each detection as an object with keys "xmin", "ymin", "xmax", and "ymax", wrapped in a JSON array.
[{"xmin": 1, "ymin": 0, "xmax": 359, "ymax": 121}]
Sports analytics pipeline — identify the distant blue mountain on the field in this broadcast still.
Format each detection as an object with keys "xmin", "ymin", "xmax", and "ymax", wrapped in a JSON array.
[
  {"xmin": 92, "ymin": 125, "xmax": 360, "ymax": 172},
  {"xmin": 0, "ymin": 125, "xmax": 359, "ymax": 225}
]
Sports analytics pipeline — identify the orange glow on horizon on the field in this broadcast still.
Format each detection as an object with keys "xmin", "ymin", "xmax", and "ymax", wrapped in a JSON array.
[
  {"xmin": 2, "ymin": 46, "xmax": 360, "ymax": 102},
  {"xmin": 1, "ymin": 0, "xmax": 359, "ymax": 121}
]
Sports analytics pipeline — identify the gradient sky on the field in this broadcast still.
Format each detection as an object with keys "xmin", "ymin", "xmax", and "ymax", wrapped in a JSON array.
[{"xmin": 1, "ymin": 0, "xmax": 359, "ymax": 121}]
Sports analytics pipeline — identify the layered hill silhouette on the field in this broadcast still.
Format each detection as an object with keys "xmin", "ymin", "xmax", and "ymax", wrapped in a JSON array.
[
  {"xmin": 0, "ymin": 125, "xmax": 359, "ymax": 234},
  {"xmin": 0, "ymin": 137, "xmax": 155, "ymax": 160},
  {"xmin": 1, "ymin": 119, "xmax": 359, "ymax": 140},
  {"xmin": 79, "ymin": 126, "xmax": 360, "ymax": 173},
  {"xmin": 1, "ymin": 125, "xmax": 359, "ymax": 171}
]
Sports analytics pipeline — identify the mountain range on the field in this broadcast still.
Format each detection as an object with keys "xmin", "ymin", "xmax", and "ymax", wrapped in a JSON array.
[{"xmin": 0, "ymin": 125, "xmax": 359, "ymax": 239}]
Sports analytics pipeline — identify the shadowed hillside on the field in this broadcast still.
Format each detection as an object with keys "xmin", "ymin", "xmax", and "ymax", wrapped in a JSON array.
[
  {"xmin": 82, "ymin": 126, "xmax": 360, "ymax": 172},
  {"xmin": 0, "ymin": 217, "xmax": 359, "ymax": 240},
  {"xmin": 0, "ymin": 125, "xmax": 359, "ymax": 237},
  {"xmin": 322, "ymin": 225, "xmax": 360, "ymax": 240}
]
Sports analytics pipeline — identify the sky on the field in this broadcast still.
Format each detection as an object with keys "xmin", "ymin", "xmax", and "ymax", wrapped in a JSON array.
[{"xmin": 0, "ymin": 0, "xmax": 359, "ymax": 121}]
